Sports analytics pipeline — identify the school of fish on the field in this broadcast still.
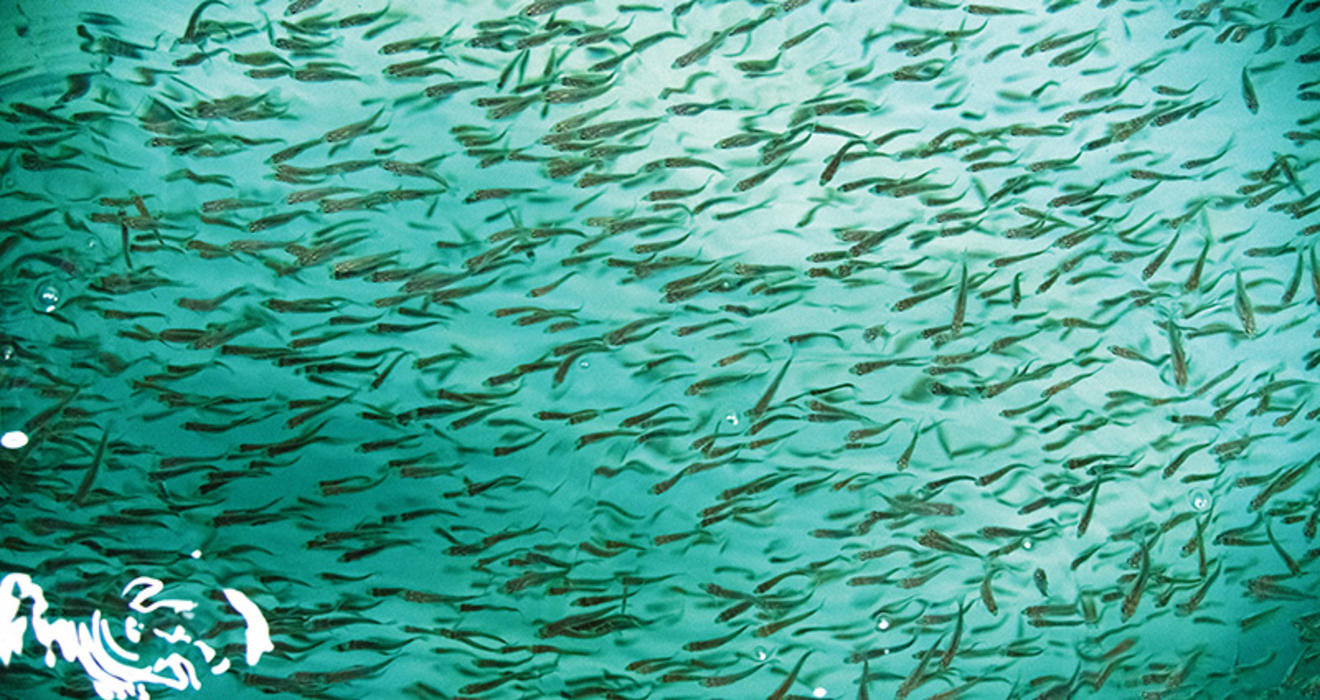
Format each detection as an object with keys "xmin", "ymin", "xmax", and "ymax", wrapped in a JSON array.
[{"xmin": 1, "ymin": 0, "xmax": 1319, "ymax": 697}]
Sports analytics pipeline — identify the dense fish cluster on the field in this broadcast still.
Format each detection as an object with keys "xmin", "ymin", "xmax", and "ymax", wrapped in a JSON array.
[{"xmin": 2, "ymin": 0, "xmax": 1320, "ymax": 697}]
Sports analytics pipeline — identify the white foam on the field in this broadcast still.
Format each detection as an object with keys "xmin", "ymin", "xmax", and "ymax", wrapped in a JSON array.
[{"xmin": 0, "ymin": 572, "xmax": 274, "ymax": 699}]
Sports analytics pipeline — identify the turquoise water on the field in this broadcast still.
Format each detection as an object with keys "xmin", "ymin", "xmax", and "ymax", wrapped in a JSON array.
[{"xmin": 1, "ymin": 0, "xmax": 1319, "ymax": 698}]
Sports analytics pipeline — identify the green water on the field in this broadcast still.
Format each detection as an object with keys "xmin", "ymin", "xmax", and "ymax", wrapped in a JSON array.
[{"xmin": 1, "ymin": 0, "xmax": 1319, "ymax": 698}]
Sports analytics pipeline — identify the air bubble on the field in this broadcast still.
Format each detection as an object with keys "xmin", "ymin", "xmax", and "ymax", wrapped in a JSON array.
[
  {"xmin": 723, "ymin": 411, "xmax": 741, "ymax": 427},
  {"xmin": 82, "ymin": 235, "xmax": 101, "ymax": 254},
  {"xmin": 1022, "ymin": 539, "xmax": 1034, "ymax": 550},
  {"xmin": 877, "ymin": 617, "xmax": 890, "ymax": 631},
  {"xmin": 0, "ymin": 344, "xmax": 14, "ymax": 363},
  {"xmin": 32, "ymin": 280, "xmax": 63, "ymax": 313},
  {"xmin": 2, "ymin": 430, "xmax": 29, "ymax": 450},
  {"xmin": 812, "ymin": 688, "xmax": 827, "ymax": 699},
  {"xmin": 578, "ymin": 360, "xmax": 590, "ymax": 369},
  {"xmin": 753, "ymin": 646, "xmax": 770, "ymax": 661},
  {"xmin": 1189, "ymin": 489, "xmax": 1211, "ymax": 511}
]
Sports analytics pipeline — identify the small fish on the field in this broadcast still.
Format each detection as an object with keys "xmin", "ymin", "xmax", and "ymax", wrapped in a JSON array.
[
  {"xmin": 1121, "ymin": 539, "xmax": 1151, "ymax": 620},
  {"xmin": 1175, "ymin": 560, "xmax": 1220, "ymax": 616},
  {"xmin": 118, "ymin": 213, "xmax": 131, "ymax": 269},
  {"xmin": 965, "ymin": 3, "xmax": 1028, "ymax": 14},
  {"xmin": 285, "ymin": 0, "xmax": 322, "ymax": 15},
  {"xmin": 1242, "ymin": 67, "xmax": 1259, "ymax": 114},
  {"xmin": 686, "ymin": 623, "xmax": 749, "ymax": 649},
  {"xmin": 270, "ymin": 138, "xmax": 321, "ymax": 164},
  {"xmin": 201, "ymin": 198, "xmax": 268, "ymax": 213},
  {"xmin": 643, "ymin": 177, "xmax": 711, "ymax": 201},
  {"xmin": 294, "ymin": 66, "xmax": 361, "ymax": 82},
  {"xmin": 1163, "ymin": 442, "xmax": 1212, "ymax": 479},
  {"xmin": 896, "ymin": 632, "xmax": 946, "ymax": 699},
  {"xmin": 916, "ymin": 529, "xmax": 981, "ymax": 559},
  {"xmin": 1251, "ymin": 459, "xmax": 1313, "ymax": 512},
  {"xmin": 1265, "ymin": 521, "xmax": 1302, "ymax": 576},
  {"xmin": 1234, "ymin": 270, "xmax": 1257, "ymax": 337},
  {"xmin": 750, "ymin": 356, "xmax": 792, "ymax": 417},
  {"xmin": 180, "ymin": 0, "xmax": 225, "ymax": 44},
  {"xmin": 1311, "ymin": 243, "xmax": 1320, "ymax": 306},
  {"xmin": 755, "ymin": 606, "xmax": 819, "ymax": 637},
  {"xmin": 673, "ymin": 30, "xmax": 731, "ymax": 69},
  {"xmin": 248, "ymin": 210, "xmax": 310, "ymax": 233},
  {"xmin": 781, "ymin": 22, "xmax": 828, "ymax": 51},
  {"xmin": 176, "ymin": 287, "xmax": 247, "ymax": 311},
  {"xmin": 1142, "ymin": 228, "xmax": 1180, "ymax": 280},
  {"xmin": 425, "ymin": 80, "xmax": 484, "ymax": 99},
  {"xmin": 523, "ymin": 0, "xmax": 587, "ymax": 16},
  {"xmin": 940, "ymin": 601, "xmax": 968, "ymax": 670},
  {"xmin": 643, "ymin": 156, "xmax": 724, "ymax": 173},
  {"xmin": 1078, "ymin": 477, "xmax": 1101, "ymax": 536},
  {"xmin": 820, "ymin": 139, "xmax": 867, "ymax": 185},
  {"xmin": 897, "ymin": 425, "xmax": 921, "ymax": 471},
  {"xmin": 766, "ymin": 650, "xmax": 812, "ymax": 700},
  {"xmin": 71, "ymin": 426, "xmax": 111, "ymax": 505},
  {"xmin": 465, "ymin": 188, "xmax": 536, "ymax": 204},
  {"xmin": 699, "ymin": 663, "xmax": 763, "ymax": 688},
  {"xmin": 1184, "ymin": 236, "xmax": 1211, "ymax": 291},
  {"xmin": 951, "ymin": 261, "xmax": 968, "ymax": 335},
  {"xmin": 735, "ymin": 53, "xmax": 781, "ymax": 73},
  {"xmin": 230, "ymin": 51, "xmax": 289, "ymax": 67},
  {"xmin": 734, "ymin": 162, "xmax": 784, "ymax": 192},
  {"xmin": 1166, "ymin": 318, "xmax": 1188, "ymax": 389},
  {"xmin": 324, "ymin": 107, "xmax": 385, "ymax": 143}
]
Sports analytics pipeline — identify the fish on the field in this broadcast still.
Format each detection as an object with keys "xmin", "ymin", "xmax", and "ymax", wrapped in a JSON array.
[
  {"xmin": 175, "ymin": 287, "xmax": 248, "ymax": 311},
  {"xmin": 1166, "ymin": 318, "xmax": 1189, "ymax": 389},
  {"xmin": 916, "ymin": 529, "xmax": 981, "ymax": 559},
  {"xmin": 766, "ymin": 650, "xmax": 811, "ymax": 700},
  {"xmin": 269, "ymin": 139, "xmax": 321, "ymax": 164},
  {"xmin": 1033, "ymin": 568, "xmax": 1049, "ymax": 596},
  {"xmin": 324, "ymin": 107, "xmax": 386, "ymax": 144},
  {"xmin": 951, "ymin": 261, "xmax": 969, "ymax": 335},
  {"xmin": 1265, "ymin": 521, "xmax": 1301, "ymax": 576},
  {"xmin": 965, "ymin": 2, "xmax": 1027, "ymax": 13},
  {"xmin": 939, "ymin": 602, "xmax": 969, "ymax": 671},
  {"xmin": 118, "ymin": 212, "xmax": 132, "ymax": 269},
  {"xmin": 681, "ymin": 661, "xmax": 762, "ymax": 688},
  {"xmin": 896, "ymin": 632, "xmax": 946, "ymax": 699},
  {"xmin": 201, "ymin": 198, "xmax": 268, "ymax": 213},
  {"xmin": 180, "ymin": 0, "xmax": 225, "ymax": 44},
  {"xmin": 1242, "ymin": 67, "xmax": 1259, "ymax": 114},
  {"xmin": 1121, "ymin": 538, "xmax": 1152, "ymax": 620},
  {"xmin": 782, "ymin": 22, "xmax": 828, "ymax": 51},
  {"xmin": 1142, "ymin": 228, "xmax": 1181, "ymax": 279},
  {"xmin": 523, "ymin": 0, "xmax": 588, "ymax": 16},
  {"xmin": 1234, "ymin": 270, "xmax": 1257, "ymax": 337},
  {"xmin": 748, "ymin": 356, "xmax": 793, "ymax": 417},
  {"xmin": 896, "ymin": 425, "xmax": 921, "ymax": 471},
  {"xmin": 285, "ymin": 0, "xmax": 322, "ymax": 15},
  {"xmin": 466, "ymin": 187, "xmax": 537, "ymax": 203},
  {"xmin": 1184, "ymin": 235, "xmax": 1212, "ymax": 292},
  {"xmin": 673, "ymin": 30, "xmax": 731, "ymax": 70},
  {"xmin": 755, "ymin": 605, "xmax": 819, "ymax": 637},
  {"xmin": 1251, "ymin": 458, "xmax": 1314, "ymax": 511},
  {"xmin": 70, "ymin": 425, "xmax": 111, "ymax": 506}
]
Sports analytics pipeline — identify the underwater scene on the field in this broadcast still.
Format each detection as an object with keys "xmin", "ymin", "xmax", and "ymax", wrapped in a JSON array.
[{"xmin": 1, "ymin": 0, "xmax": 1319, "ymax": 698}]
